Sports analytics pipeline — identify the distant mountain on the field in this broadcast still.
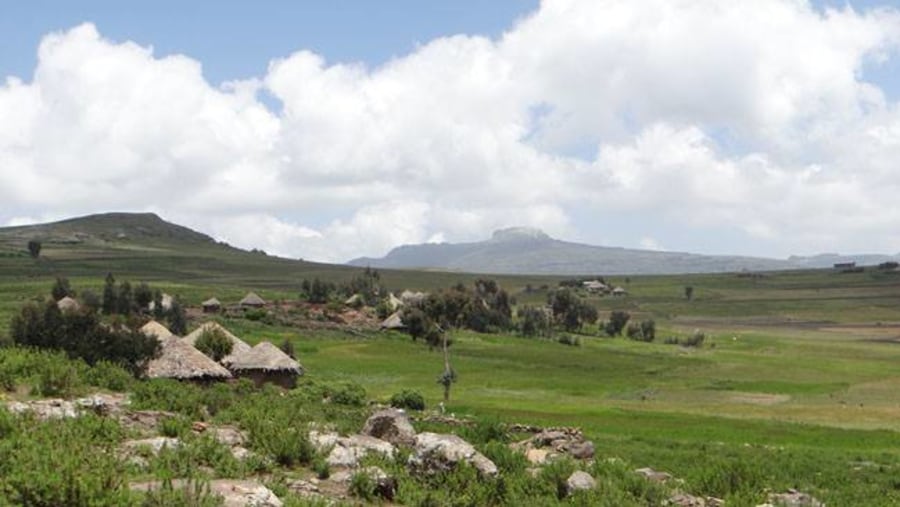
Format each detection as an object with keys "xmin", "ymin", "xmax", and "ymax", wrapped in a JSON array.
[{"xmin": 349, "ymin": 227, "xmax": 900, "ymax": 275}]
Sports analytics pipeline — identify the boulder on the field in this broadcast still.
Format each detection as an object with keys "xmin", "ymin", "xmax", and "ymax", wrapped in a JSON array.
[
  {"xmin": 408, "ymin": 432, "xmax": 498, "ymax": 477},
  {"xmin": 512, "ymin": 427, "xmax": 595, "ymax": 461},
  {"xmin": 323, "ymin": 434, "xmax": 395, "ymax": 468},
  {"xmin": 7, "ymin": 399, "xmax": 77, "ymax": 419},
  {"xmin": 361, "ymin": 408, "xmax": 417, "ymax": 446},
  {"xmin": 565, "ymin": 471, "xmax": 596, "ymax": 495}
]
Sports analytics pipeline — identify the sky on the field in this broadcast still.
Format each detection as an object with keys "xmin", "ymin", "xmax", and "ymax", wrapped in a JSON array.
[{"xmin": 3, "ymin": 0, "xmax": 900, "ymax": 262}]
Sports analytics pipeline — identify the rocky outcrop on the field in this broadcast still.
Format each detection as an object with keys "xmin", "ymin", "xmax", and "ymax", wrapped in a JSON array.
[
  {"xmin": 511, "ymin": 427, "xmax": 595, "ymax": 463},
  {"xmin": 635, "ymin": 467, "xmax": 674, "ymax": 483},
  {"xmin": 408, "ymin": 432, "xmax": 498, "ymax": 477},
  {"xmin": 361, "ymin": 408, "xmax": 416, "ymax": 446}
]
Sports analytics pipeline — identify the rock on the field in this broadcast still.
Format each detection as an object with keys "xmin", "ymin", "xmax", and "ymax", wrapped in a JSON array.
[
  {"xmin": 361, "ymin": 408, "xmax": 417, "ymax": 447},
  {"xmin": 309, "ymin": 430, "xmax": 340, "ymax": 450},
  {"xmin": 7, "ymin": 399, "xmax": 77, "ymax": 419},
  {"xmin": 211, "ymin": 426, "xmax": 247, "ymax": 447},
  {"xmin": 766, "ymin": 489, "xmax": 824, "ymax": 507},
  {"xmin": 131, "ymin": 479, "xmax": 282, "ymax": 507},
  {"xmin": 525, "ymin": 448, "xmax": 553, "ymax": 465},
  {"xmin": 635, "ymin": 467, "xmax": 673, "ymax": 483},
  {"xmin": 230, "ymin": 446, "xmax": 255, "ymax": 461},
  {"xmin": 408, "ymin": 432, "xmax": 498, "ymax": 477},
  {"xmin": 568, "ymin": 440, "xmax": 595, "ymax": 459},
  {"xmin": 512, "ymin": 427, "xmax": 595, "ymax": 461},
  {"xmin": 324, "ymin": 434, "xmax": 395, "ymax": 468},
  {"xmin": 565, "ymin": 471, "xmax": 596, "ymax": 495},
  {"xmin": 286, "ymin": 479, "xmax": 321, "ymax": 498},
  {"xmin": 706, "ymin": 497, "xmax": 725, "ymax": 507},
  {"xmin": 122, "ymin": 437, "xmax": 181, "ymax": 455}
]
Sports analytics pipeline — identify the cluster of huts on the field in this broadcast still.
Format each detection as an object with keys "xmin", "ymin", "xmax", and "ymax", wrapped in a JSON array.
[
  {"xmin": 139, "ymin": 320, "xmax": 303, "ymax": 388},
  {"xmin": 582, "ymin": 280, "xmax": 627, "ymax": 296},
  {"xmin": 201, "ymin": 291, "xmax": 266, "ymax": 313},
  {"xmin": 379, "ymin": 290, "xmax": 428, "ymax": 330}
]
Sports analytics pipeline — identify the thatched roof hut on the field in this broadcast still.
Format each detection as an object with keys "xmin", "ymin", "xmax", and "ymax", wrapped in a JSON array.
[
  {"xmin": 182, "ymin": 322, "xmax": 251, "ymax": 365},
  {"xmin": 141, "ymin": 320, "xmax": 175, "ymax": 341},
  {"xmin": 201, "ymin": 297, "xmax": 221, "ymax": 313},
  {"xmin": 386, "ymin": 293, "xmax": 404, "ymax": 311},
  {"xmin": 239, "ymin": 292, "xmax": 266, "ymax": 308},
  {"xmin": 57, "ymin": 296, "xmax": 81, "ymax": 313},
  {"xmin": 400, "ymin": 290, "xmax": 426, "ymax": 305},
  {"xmin": 146, "ymin": 337, "xmax": 232, "ymax": 381},
  {"xmin": 612, "ymin": 286, "xmax": 628, "ymax": 296},
  {"xmin": 381, "ymin": 310, "xmax": 405, "ymax": 330},
  {"xmin": 227, "ymin": 341, "xmax": 303, "ymax": 388}
]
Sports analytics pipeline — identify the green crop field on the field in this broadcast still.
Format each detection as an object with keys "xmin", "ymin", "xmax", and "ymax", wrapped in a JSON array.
[{"xmin": 1, "ymin": 215, "xmax": 900, "ymax": 504}]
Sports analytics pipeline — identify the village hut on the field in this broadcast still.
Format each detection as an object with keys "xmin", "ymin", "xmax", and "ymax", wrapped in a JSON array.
[
  {"xmin": 612, "ymin": 286, "xmax": 628, "ymax": 297},
  {"xmin": 182, "ymin": 321, "xmax": 252, "ymax": 365},
  {"xmin": 140, "ymin": 320, "xmax": 176, "ymax": 341},
  {"xmin": 226, "ymin": 341, "xmax": 303, "ymax": 388},
  {"xmin": 239, "ymin": 292, "xmax": 266, "ymax": 308},
  {"xmin": 201, "ymin": 297, "xmax": 222, "ymax": 313},
  {"xmin": 146, "ymin": 337, "xmax": 232, "ymax": 383},
  {"xmin": 380, "ymin": 310, "xmax": 405, "ymax": 330},
  {"xmin": 56, "ymin": 296, "xmax": 81, "ymax": 313}
]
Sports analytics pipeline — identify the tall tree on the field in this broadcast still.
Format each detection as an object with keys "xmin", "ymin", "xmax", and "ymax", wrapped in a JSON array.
[
  {"xmin": 102, "ymin": 273, "xmax": 117, "ymax": 315},
  {"xmin": 51, "ymin": 277, "xmax": 72, "ymax": 301}
]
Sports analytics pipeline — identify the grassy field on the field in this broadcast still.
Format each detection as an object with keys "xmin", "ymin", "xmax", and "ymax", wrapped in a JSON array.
[{"xmin": 3, "ymin": 215, "xmax": 900, "ymax": 503}]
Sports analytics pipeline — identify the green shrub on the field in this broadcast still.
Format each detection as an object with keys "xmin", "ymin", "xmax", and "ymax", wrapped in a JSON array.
[
  {"xmin": 33, "ymin": 358, "xmax": 80, "ymax": 397},
  {"xmin": 349, "ymin": 470, "xmax": 375, "ymax": 501},
  {"xmin": 390, "ymin": 389, "xmax": 425, "ymax": 411},
  {"xmin": 313, "ymin": 457, "xmax": 330, "ymax": 479},
  {"xmin": 194, "ymin": 328, "xmax": 233, "ymax": 362},
  {"xmin": 683, "ymin": 330, "xmax": 706, "ymax": 347},
  {"xmin": 329, "ymin": 382, "xmax": 366, "ymax": 406},
  {"xmin": 84, "ymin": 360, "xmax": 133, "ymax": 391},
  {"xmin": 159, "ymin": 415, "xmax": 191, "ymax": 438}
]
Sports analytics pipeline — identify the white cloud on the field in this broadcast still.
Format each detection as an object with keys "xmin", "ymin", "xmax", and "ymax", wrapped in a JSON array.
[{"xmin": 3, "ymin": 1, "xmax": 900, "ymax": 262}]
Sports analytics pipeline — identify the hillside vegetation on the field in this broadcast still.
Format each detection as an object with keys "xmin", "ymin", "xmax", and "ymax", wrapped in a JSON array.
[{"xmin": 1, "ymin": 213, "xmax": 899, "ymax": 504}]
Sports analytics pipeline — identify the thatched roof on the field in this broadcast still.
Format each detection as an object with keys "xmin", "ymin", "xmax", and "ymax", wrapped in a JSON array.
[
  {"xmin": 201, "ymin": 297, "xmax": 221, "ymax": 307},
  {"xmin": 239, "ymin": 292, "xmax": 266, "ymax": 307},
  {"xmin": 227, "ymin": 341, "xmax": 302, "ymax": 374},
  {"xmin": 146, "ymin": 337, "xmax": 232, "ymax": 380},
  {"xmin": 57, "ymin": 296, "xmax": 81, "ymax": 312},
  {"xmin": 400, "ymin": 290, "xmax": 426, "ymax": 305},
  {"xmin": 381, "ymin": 310, "xmax": 405, "ymax": 329},
  {"xmin": 141, "ymin": 320, "xmax": 175, "ymax": 341},
  {"xmin": 345, "ymin": 294, "xmax": 362, "ymax": 305},
  {"xmin": 182, "ymin": 321, "xmax": 251, "ymax": 364}
]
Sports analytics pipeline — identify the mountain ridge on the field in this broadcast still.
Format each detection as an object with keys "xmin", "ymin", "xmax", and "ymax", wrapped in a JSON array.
[{"xmin": 350, "ymin": 227, "xmax": 900, "ymax": 275}]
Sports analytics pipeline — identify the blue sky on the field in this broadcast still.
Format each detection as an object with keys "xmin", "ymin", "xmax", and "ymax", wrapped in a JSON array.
[
  {"xmin": 3, "ymin": 1, "xmax": 900, "ymax": 261},
  {"xmin": 1, "ymin": 1, "xmax": 538, "ymax": 84}
]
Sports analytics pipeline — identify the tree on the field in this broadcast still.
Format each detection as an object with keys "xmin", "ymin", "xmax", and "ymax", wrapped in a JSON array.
[
  {"xmin": 11, "ymin": 299, "xmax": 160, "ymax": 376},
  {"xmin": 549, "ymin": 289, "xmax": 597, "ymax": 332},
  {"xmin": 51, "ymin": 277, "xmax": 72, "ymax": 301},
  {"xmin": 437, "ymin": 327, "xmax": 456, "ymax": 403},
  {"xmin": 684, "ymin": 286, "xmax": 694, "ymax": 301},
  {"xmin": 195, "ymin": 327, "xmax": 233, "ymax": 362},
  {"xmin": 518, "ymin": 306, "xmax": 552, "ymax": 337},
  {"xmin": 117, "ymin": 281, "xmax": 133, "ymax": 316},
  {"xmin": 27, "ymin": 240, "xmax": 41, "ymax": 259},
  {"xmin": 401, "ymin": 307, "xmax": 430, "ymax": 342},
  {"xmin": 134, "ymin": 283, "xmax": 153, "ymax": 312},
  {"xmin": 151, "ymin": 290, "xmax": 165, "ymax": 319},
  {"xmin": 102, "ymin": 273, "xmax": 117, "ymax": 315},
  {"xmin": 167, "ymin": 298, "xmax": 187, "ymax": 336},
  {"xmin": 604, "ymin": 310, "xmax": 631, "ymax": 336}
]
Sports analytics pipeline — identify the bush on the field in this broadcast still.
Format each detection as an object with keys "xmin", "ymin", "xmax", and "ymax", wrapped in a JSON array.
[
  {"xmin": 33, "ymin": 356, "xmax": 81, "ymax": 397},
  {"xmin": 194, "ymin": 327, "xmax": 233, "ymax": 362},
  {"xmin": 390, "ymin": 389, "xmax": 425, "ymax": 411},
  {"xmin": 349, "ymin": 470, "xmax": 375, "ymax": 501},
  {"xmin": 329, "ymin": 382, "xmax": 367, "ymax": 406},
  {"xmin": 683, "ymin": 330, "xmax": 706, "ymax": 347}
]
